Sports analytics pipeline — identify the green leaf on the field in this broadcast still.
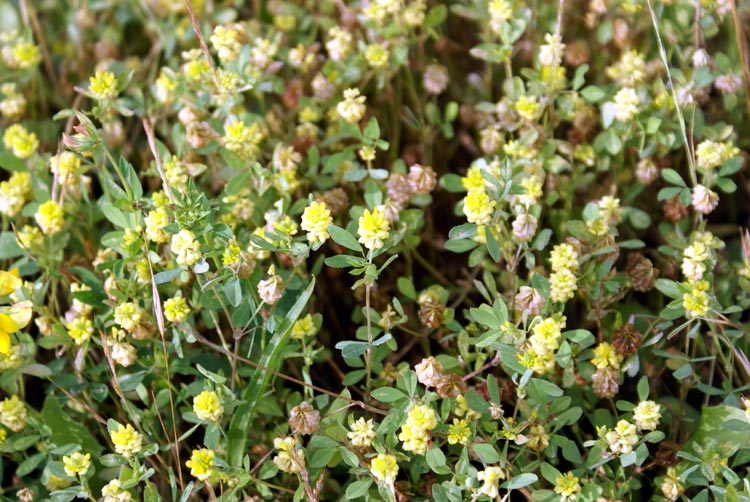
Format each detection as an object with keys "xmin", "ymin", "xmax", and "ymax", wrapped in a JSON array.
[
  {"xmin": 485, "ymin": 226, "xmax": 501, "ymax": 262},
  {"xmin": 227, "ymin": 278, "xmax": 316, "ymax": 467},
  {"xmin": 0, "ymin": 232, "xmax": 24, "ymax": 259},
  {"xmin": 424, "ymin": 4, "xmax": 447, "ymax": 28},
  {"xmin": 225, "ymin": 279, "xmax": 242, "ymax": 307},
  {"xmin": 370, "ymin": 387, "xmax": 407, "ymax": 403},
  {"xmin": 397, "ymin": 277, "xmax": 417, "ymax": 300},
  {"xmin": 42, "ymin": 394, "xmax": 103, "ymax": 456},
  {"xmin": 580, "ymin": 86, "xmax": 605, "ymax": 103},
  {"xmin": 715, "ymin": 177, "xmax": 737, "ymax": 194},
  {"xmin": 153, "ymin": 268, "xmax": 184, "ymax": 284},
  {"xmin": 335, "ymin": 340, "xmax": 369, "ymax": 359},
  {"xmin": 661, "ymin": 168, "xmax": 686, "ymax": 187},
  {"xmin": 328, "ymin": 225, "xmax": 362, "ymax": 253},
  {"xmin": 346, "ymin": 479, "xmax": 373, "ymax": 499},
  {"xmin": 472, "ymin": 443, "xmax": 502, "ymax": 464},
  {"xmin": 655, "ymin": 279, "xmax": 682, "ymax": 299},
  {"xmin": 0, "ymin": 152, "xmax": 27, "ymax": 172},
  {"xmin": 363, "ymin": 117, "xmax": 380, "ymax": 140},
  {"xmin": 503, "ymin": 473, "xmax": 538, "ymax": 490},
  {"xmin": 426, "ymin": 446, "xmax": 451, "ymax": 474}
]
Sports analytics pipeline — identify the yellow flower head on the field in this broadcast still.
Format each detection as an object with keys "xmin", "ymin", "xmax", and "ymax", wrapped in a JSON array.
[
  {"xmin": 62, "ymin": 451, "xmax": 91, "ymax": 477},
  {"xmin": 554, "ymin": 472, "xmax": 581, "ymax": 501},
  {"xmin": 0, "ymin": 269, "xmax": 21, "ymax": 297},
  {"xmin": 291, "ymin": 314, "xmax": 316, "ymax": 340},
  {"xmin": 35, "ymin": 200, "xmax": 64, "ymax": 235},
  {"xmin": 164, "ymin": 296, "xmax": 190, "ymax": 324},
  {"xmin": 463, "ymin": 189, "xmax": 496, "ymax": 225},
  {"xmin": 0, "ymin": 301, "xmax": 32, "ymax": 354},
  {"xmin": 89, "ymin": 70, "xmax": 118, "ymax": 100},
  {"xmin": 370, "ymin": 453, "xmax": 398, "ymax": 484},
  {"xmin": 447, "ymin": 418, "xmax": 472, "ymax": 445},
  {"xmin": 591, "ymin": 342, "xmax": 623, "ymax": 370},
  {"xmin": 186, "ymin": 448, "xmax": 215, "ymax": 481},
  {"xmin": 110, "ymin": 422, "xmax": 143, "ymax": 458},
  {"xmin": 358, "ymin": 207, "xmax": 390, "ymax": 250},
  {"xmin": 3, "ymin": 124, "xmax": 38, "ymax": 159},
  {"xmin": 193, "ymin": 390, "xmax": 223, "ymax": 422},
  {"xmin": 301, "ymin": 201, "xmax": 333, "ymax": 244}
]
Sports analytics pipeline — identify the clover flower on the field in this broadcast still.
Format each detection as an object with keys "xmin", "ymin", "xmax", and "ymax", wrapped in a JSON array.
[
  {"xmin": 515, "ymin": 95, "xmax": 541, "ymax": 121},
  {"xmin": 291, "ymin": 314, "xmax": 316, "ymax": 340},
  {"xmin": 633, "ymin": 400, "xmax": 661, "ymax": 431},
  {"xmin": 348, "ymin": 417, "xmax": 377, "ymax": 448},
  {"xmin": 692, "ymin": 184, "xmax": 719, "ymax": 214},
  {"xmin": 89, "ymin": 70, "xmax": 118, "ymax": 99},
  {"xmin": 145, "ymin": 208, "xmax": 170, "ymax": 243},
  {"xmin": 605, "ymin": 419, "xmax": 638, "ymax": 455},
  {"xmin": 193, "ymin": 390, "xmax": 223, "ymax": 422},
  {"xmin": 554, "ymin": 472, "xmax": 581, "ymax": 501},
  {"xmin": 337, "ymin": 88, "xmax": 367, "ymax": 124},
  {"xmin": 35, "ymin": 200, "xmax": 64, "ymax": 235},
  {"xmin": 62, "ymin": 452, "xmax": 91, "ymax": 477},
  {"xmin": 273, "ymin": 437, "xmax": 304, "ymax": 474},
  {"xmin": 186, "ymin": 448, "xmax": 215, "ymax": 481},
  {"xmin": 477, "ymin": 466, "xmax": 505, "ymax": 498},
  {"xmin": 101, "ymin": 479, "xmax": 131, "ymax": 502},
  {"xmin": 398, "ymin": 403, "xmax": 438, "ymax": 455},
  {"xmin": 447, "ymin": 418, "xmax": 472, "ymax": 445},
  {"xmin": 301, "ymin": 201, "xmax": 333, "ymax": 244},
  {"xmin": 683, "ymin": 280, "xmax": 711, "ymax": 318},
  {"xmin": 110, "ymin": 423, "xmax": 143, "ymax": 458},
  {"xmin": 613, "ymin": 87, "xmax": 640, "ymax": 122},
  {"xmin": 210, "ymin": 26, "xmax": 241, "ymax": 62},
  {"xmin": 3, "ymin": 124, "xmax": 38, "ymax": 159},
  {"xmin": 114, "ymin": 302, "xmax": 143, "ymax": 333},
  {"xmin": 66, "ymin": 316, "xmax": 93, "ymax": 345},
  {"xmin": 0, "ymin": 395, "xmax": 27, "ymax": 432},
  {"xmin": 463, "ymin": 189, "xmax": 495, "ymax": 225},
  {"xmin": 0, "ymin": 171, "xmax": 31, "ymax": 217},
  {"xmin": 370, "ymin": 453, "xmax": 398, "ymax": 484},
  {"xmin": 591, "ymin": 342, "xmax": 623, "ymax": 370},
  {"xmin": 164, "ymin": 296, "xmax": 190, "ymax": 323},
  {"xmin": 358, "ymin": 207, "xmax": 390, "ymax": 250},
  {"xmin": 171, "ymin": 229, "xmax": 202, "ymax": 266},
  {"xmin": 258, "ymin": 267, "xmax": 284, "ymax": 304}
]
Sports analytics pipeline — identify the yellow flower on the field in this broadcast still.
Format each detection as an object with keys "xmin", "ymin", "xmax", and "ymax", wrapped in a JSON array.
[
  {"xmin": 398, "ymin": 403, "xmax": 438, "ymax": 454},
  {"xmin": 550, "ymin": 243, "xmax": 579, "ymax": 272},
  {"xmin": 35, "ymin": 200, "xmax": 64, "ymax": 235},
  {"xmin": 683, "ymin": 280, "xmax": 711, "ymax": 318},
  {"xmin": 463, "ymin": 189, "xmax": 495, "ymax": 225},
  {"xmin": 477, "ymin": 466, "xmax": 505, "ymax": 498},
  {"xmin": 461, "ymin": 166, "xmax": 485, "ymax": 191},
  {"xmin": 633, "ymin": 400, "xmax": 661, "ymax": 431},
  {"xmin": 62, "ymin": 451, "xmax": 91, "ymax": 477},
  {"xmin": 365, "ymin": 43, "xmax": 389, "ymax": 68},
  {"xmin": 164, "ymin": 296, "xmax": 190, "ymax": 323},
  {"xmin": 370, "ymin": 453, "xmax": 398, "ymax": 484},
  {"xmin": 515, "ymin": 95, "xmax": 541, "ymax": 121},
  {"xmin": 291, "ymin": 314, "xmax": 316, "ymax": 340},
  {"xmin": 171, "ymin": 229, "xmax": 202, "ymax": 266},
  {"xmin": 223, "ymin": 121, "xmax": 264, "ymax": 160},
  {"xmin": 3, "ymin": 124, "xmax": 38, "ymax": 159},
  {"xmin": 0, "ymin": 301, "xmax": 32, "ymax": 354},
  {"xmin": 110, "ymin": 423, "xmax": 143, "ymax": 458},
  {"xmin": 447, "ymin": 418, "xmax": 472, "ymax": 445},
  {"xmin": 348, "ymin": 417, "xmax": 376, "ymax": 448},
  {"xmin": 11, "ymin": 41, "xmax": 41, "ymax": 68},
  {"xmin": 358, "ymin": 207, "xmax": 390, "ymax": 250},
  {"xmin": 337, "ymin": 88, "xmax": 367, "ymax": 124},
  {"xmin": 554, "ymin": 472, "xmax": 581, "ymax": 501},
  {"xmin": 89, "ymin": 70, "xmax": 118, "ymax": 100},
  {"xmin": 0, "ymin": 269, "xmax": 21, "ymax": 297},
  {"xmin": 0, "ymin": 394, "xmax": 28, "ymax": 431},
  {"xmin": 193, "ymin": 390, "xmax": 223, "ymax": 422},
  {"xmin": 145, "ymin": 208, "xmax": 170, "ymax": 243},
  {"xmin": 301, "ymin": 201, "xmax": 333, "ymax": 244},
  {"xmin": 114, "ymin": 302, "xmax": 143, "ymax": 333},
  {"xmin": 66, "ymin": 316, "xmax": 93, "ymax": 345},
  {"xmin": 186, "ymin": 448, "xmax": 215, "ymax": 481},
  {"xmin": 273, "ymin": 437, "xmax": 305, "ymax": 473},
  {"xmin": 591, "ymin": 342, "xmax": 623, "ymax": 370}
]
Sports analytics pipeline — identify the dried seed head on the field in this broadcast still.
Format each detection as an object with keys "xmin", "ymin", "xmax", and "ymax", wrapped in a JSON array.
[
  {"xmin": 386, "ymin": 173, "xmax": 413, "ymax": 205},
  {"xmin": 318, "ymin": 187, "xmax": 349, "ymax": 216},
  {"xmin": 419, "ymin": 300, "xmax": 445, "ymax": 328},
  {"xmin": 408, "ymin": 164, "xmax": 437, "ymax": 194},
  {"xmin": 415, "ymin": 356, "xmax": 444, "ymax": 387},
  {"xmin": 626, "ymin": 253, "xmax": 659, "ymax": 292},
  {"xmin": 514, "ymin": 286, "xmax": 545, "ymax": 317},
  {"xmin": 663, "ymin": 196, "xmax": 687, "ymax": 223},
  {"xmin": 592, "ymin": 366, "xmax": 619, "ymax": 399},
  {"xmin": 435, "ymin": 373, "xmax": 468, "ymax": 399},
  {"xmin": 655, "ymin": 439, "xmax": 681, "ymax": 467},
  {"xmin": 289, "ymin": 401, "xmax": 320, "ymax": 435},
  {"xmin": 612, "ymin": 322, "xmax": 643, "ymax": 357}
]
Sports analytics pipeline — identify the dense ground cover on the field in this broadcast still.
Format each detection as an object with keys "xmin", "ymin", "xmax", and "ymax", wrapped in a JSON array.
[{"xmin": 0, "ymin": 0, "xmax": 749, "ymax": 500}]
